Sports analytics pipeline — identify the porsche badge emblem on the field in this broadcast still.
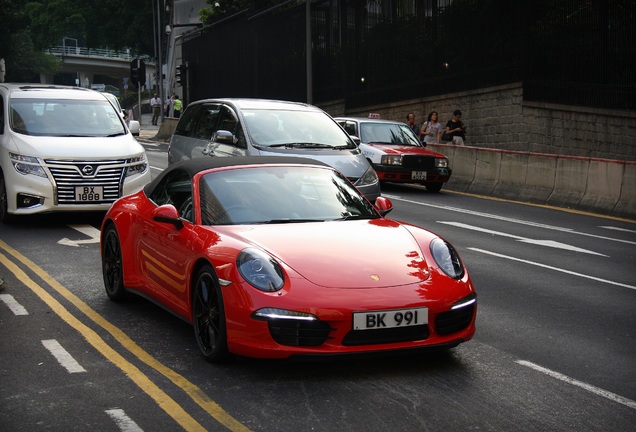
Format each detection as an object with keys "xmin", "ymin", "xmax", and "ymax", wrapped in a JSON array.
[{"xmin": 369, "ymin": 274, "xmax": 380, "ymax": 281}]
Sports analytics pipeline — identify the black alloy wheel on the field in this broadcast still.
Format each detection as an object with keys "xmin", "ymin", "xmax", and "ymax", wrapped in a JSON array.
[
  {"xmin": 102, "ymin": 225, "xmax": 126, "ymax": 301},
  {"xmin": 192, "ymin": 265, "xmax": 230, "ymax": 362}
]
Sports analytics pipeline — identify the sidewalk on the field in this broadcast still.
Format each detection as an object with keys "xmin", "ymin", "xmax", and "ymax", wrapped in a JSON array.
[{"xmin": 137, "ymin": 112, "xmax": 161, "ymax": 141}]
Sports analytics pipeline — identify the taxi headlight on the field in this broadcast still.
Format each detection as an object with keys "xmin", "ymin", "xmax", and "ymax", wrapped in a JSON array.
[
  {"xmin": 435, "ymin": 158, "xmax": 449, "ymax": 168},
  {"xmin": 381, "ymin": 155, "xmax": 402, "ymax": 165},
  {"xmin": 10, "ymin": 153, "xmax": 47, "ymax": 178}
]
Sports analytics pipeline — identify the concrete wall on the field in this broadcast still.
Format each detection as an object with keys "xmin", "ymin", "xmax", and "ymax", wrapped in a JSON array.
[{"xmin": 425, "ymin": 144, "xmax": 636, "ymax": 219}]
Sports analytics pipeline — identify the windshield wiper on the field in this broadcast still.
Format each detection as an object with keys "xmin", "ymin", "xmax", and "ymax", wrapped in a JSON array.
[
  {"xmin": 268, "ymin": 142, "xmax": 333, "ymax": 149},
  {"xmin": 258, "ymin": 218, "xmax": 325, "ymax": 224},
  {"xmin": 333, "ymin": 213, "xmax": 374, "ymax": 221}
]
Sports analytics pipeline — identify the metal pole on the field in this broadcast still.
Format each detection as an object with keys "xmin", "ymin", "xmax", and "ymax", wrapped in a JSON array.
[
  {"xmin": 156, "ymin": 0, "xmax": 165, "ymax": 124},
  {"xmin": 306, "ymin": 0, "xmax": 313, "ymax": 104}
]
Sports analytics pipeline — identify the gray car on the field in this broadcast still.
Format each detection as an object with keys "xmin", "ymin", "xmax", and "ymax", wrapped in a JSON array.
[{"xmin": 168, "ymin": 98, "xmax": 381, "ymax": 201}]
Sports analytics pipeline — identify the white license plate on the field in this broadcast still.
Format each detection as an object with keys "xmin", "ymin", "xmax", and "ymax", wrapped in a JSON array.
[
  {"xmin": 411, "ymin": 171, "xmax": 427, "ymax": 180},
  {"xmin": 75, "ymin": 186, "xmax": 103, "ymax": 202},
  {"xmin": 353, "ymin": 307, "xmax": 428, "ymax": 330}
]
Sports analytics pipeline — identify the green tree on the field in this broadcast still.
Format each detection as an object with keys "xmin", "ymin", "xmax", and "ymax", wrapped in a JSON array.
[{"xmin": 1, "ymin": 0, "xmax": 156, "ymax": 82}]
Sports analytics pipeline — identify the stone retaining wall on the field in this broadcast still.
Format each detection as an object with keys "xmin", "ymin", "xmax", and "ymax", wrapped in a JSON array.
[{"xmin": 320, "ymin": 82, "xmax": 636, "ymax": 162}]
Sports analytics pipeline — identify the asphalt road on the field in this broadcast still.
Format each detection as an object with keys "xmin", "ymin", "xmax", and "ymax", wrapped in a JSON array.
[{"xmin": 1, "ymin": 143, "xmax": 635, "ymax": 431}]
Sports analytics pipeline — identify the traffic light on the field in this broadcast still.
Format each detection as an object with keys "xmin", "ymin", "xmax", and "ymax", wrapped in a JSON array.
[
  {"xmin": 130, "ymin": 59, "xmax": 146, "ymax": 87},
  {"xmin": 175, "ymin": 65, "xmax": 182, "ymax": 85},
  {"xmin": 175, "ymin": 64, "xmax": 187, "ymax": 87}
]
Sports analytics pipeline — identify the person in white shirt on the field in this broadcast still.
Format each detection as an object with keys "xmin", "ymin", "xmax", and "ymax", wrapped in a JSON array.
[{"xmin": 150, "ymin": 93, "xmax": 161, "ymax": 125}]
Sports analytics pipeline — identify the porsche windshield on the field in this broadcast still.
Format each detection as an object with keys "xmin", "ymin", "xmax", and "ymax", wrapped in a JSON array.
[
  {"xmin": 243, "ymin": 109, "xmax": 356, "ymax": 149},
  {"xmin": 9, "ymin": 98, "xmax": 126, "ymax": 137},
  {"xmin": 199, "ymin": 165, "xmax": 378, "ymax": 225},
  {"xmin": 359, "ymin": 122, "xmax": 421, "ymax": 146}
]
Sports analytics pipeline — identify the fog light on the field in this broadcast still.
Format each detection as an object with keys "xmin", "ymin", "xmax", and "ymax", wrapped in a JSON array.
[{"xmin": 17, "ymin": 194, "xmax": 44, "ymax": 209}]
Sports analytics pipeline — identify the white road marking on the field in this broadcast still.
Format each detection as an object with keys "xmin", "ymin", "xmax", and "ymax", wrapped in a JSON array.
[
  {"xmin": 600, "ymin": 225, "xmax": 636, "ymax": 234},
  {"xmin": 58, "ymin": 224, "xmax": 101, "ymax": 247},
  {"xmin": 440, "ymin": 221, "xmax": 607, "ymax": 256},
  {"xmin": 516, "ymin": 360, "xmax": 636, "ymax": 410},
  {"xmin": 0, "ymin": 294, "xmax": 29, "ymax": 315},
  {"xmin": 105, "ymin": 409, "xmax": 144, "ymax": 432},
  {"xmin": 41, "ymin": 339, "xmax": 87, "ymax": 373},
  {"xmin": 468, "ymin": 247, "xmax": 636, "ymax": 290},
  {"xmin": 385, "ymin": 195, "xmax": 636, "ymax": 245}
]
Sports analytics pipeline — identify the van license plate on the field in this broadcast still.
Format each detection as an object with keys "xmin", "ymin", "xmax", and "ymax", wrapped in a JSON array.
[{"xmin": 75, "ymin": 186, "xmax": 103, "ymax": 202}]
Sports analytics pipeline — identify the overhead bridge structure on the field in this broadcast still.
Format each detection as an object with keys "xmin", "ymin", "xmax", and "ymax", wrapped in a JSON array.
[{"xmin": 42, "ymin": 46, "xmax": 156, "ymax": 93}]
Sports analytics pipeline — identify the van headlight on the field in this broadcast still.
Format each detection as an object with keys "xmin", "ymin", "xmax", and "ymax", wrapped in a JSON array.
[
  {"xmin": 356, "ymin": 166, "xmax": 379, "ymax": 187},
  {"xmin": 10, "ymin": 153, "xmax": 47, "ymax": 178},
  {"xmin": 125, "ymin": 153, "xmax": 148, "ymax": 177}
]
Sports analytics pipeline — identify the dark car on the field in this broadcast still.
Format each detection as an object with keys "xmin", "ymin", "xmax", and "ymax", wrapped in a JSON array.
[
  {"xmin": 168, "ymin": 99, "xmax": 381, "ymax": 201},
  {"xmin": 335, "ymin": 117, "xmax": 452, "ymax": 192}
]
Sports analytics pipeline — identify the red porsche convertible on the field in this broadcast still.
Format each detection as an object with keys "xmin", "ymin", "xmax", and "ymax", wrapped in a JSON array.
[{"xmin": 101, "ymin": 156, "xmax": 476, "ymax": 362}]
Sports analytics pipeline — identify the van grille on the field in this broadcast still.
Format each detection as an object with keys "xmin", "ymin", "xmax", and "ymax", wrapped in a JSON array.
[{"xmin": 44, "ymin": 159, "xmax": 126, "ymax": 204}]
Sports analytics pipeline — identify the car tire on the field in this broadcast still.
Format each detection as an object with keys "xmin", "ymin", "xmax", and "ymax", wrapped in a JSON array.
[
  {"xmin": 0, "ymin": 172, "xmax": 14, "ymax": 224},
  {"xmin": 425, "ymin": 182, "xmax": 444, "ymax": 193},
  {"xmin": 102, "ymin": 224, "xmax": 127, "ymax": 301},
  {"xmin": 192, "ymin": 265, "xmax": 230, "ymax": 362}
]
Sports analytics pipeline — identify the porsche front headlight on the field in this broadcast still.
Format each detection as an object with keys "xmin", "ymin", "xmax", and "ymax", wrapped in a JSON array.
[
  {"xmin": 430, "ymin": 238, "xmax": 464, "ymax": 279},
  {"xmin": 237, "ymin": 248, "xmax": 285, "ymax": 292}
]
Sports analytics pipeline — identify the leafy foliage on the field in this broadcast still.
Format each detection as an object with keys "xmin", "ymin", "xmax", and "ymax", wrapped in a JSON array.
[{"xmin": 1, "ymin": 0, "xmax": 155, "ymax": 82}]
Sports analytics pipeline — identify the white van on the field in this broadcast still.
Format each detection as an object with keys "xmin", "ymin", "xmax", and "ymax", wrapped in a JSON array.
[{"xmin": 0, "ymin": 84, "xmax": 151, "ymax": 222}]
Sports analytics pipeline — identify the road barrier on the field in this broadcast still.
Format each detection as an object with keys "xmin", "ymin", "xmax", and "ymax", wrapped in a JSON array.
[{"xmin": 429, "ymin": 143, "xmax": 636, "ymax": 220}]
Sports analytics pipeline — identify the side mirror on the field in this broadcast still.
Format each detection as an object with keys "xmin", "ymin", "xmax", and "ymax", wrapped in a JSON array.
[
  {"xmin": 213, "ymin": 129, "xmax": 235, "ymax": 145},
  {"xmin": 374, "ymin": 196, "xmax": 393, "ymax": 216},
  {"xmin": 128, "ymin": 120, "xmax": 140, "ymax": 137},
  {"xmin": 350, "ymin": 135, "xmax": 361, "ymax": 146},
  {"xmin": 152, "ymin": 204, "xmax": 183, "ymax": 229}
]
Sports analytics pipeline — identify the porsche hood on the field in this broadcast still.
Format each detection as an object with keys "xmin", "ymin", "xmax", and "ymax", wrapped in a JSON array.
[{"xmin": 230, "ymin": 220, "xmax": 433, "ymax": 288}]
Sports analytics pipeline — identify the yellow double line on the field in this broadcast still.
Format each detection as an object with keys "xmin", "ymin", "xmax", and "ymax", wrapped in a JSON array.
[{"xmin": 0, "ymin": 239, "xmax": 250, "ymax": 432}]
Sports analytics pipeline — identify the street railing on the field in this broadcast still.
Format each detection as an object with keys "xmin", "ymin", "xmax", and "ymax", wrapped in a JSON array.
[{"xmin": 46, "ymin": 46, "xmax": 153, "ymax": 62}]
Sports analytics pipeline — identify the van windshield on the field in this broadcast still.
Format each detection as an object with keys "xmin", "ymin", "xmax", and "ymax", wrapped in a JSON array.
[
  {"xmin": 243, "ymin": 109, "xmax": 356, "ymax": 149},
  {"xmin": 9, "ymin": 98, "xmax": 126, "ymax": 137}
]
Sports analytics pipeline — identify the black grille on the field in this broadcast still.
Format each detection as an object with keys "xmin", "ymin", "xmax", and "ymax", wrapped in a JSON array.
[
  {"xmin": 401, "ymin": 155, "xmax": 436, "ymax": 170},
  {"xmin": 45, "ymin": 159, "xmax": 126, "ymax": 204},
  {"xmin": 435, "ymin": 304, "xmax": 475, "ymax": 336},
  {"xmin": 268, "ymin": 319, "xmax": 333, "ymax": 346},
  {"xmin": 342, "ymin": 325, "xmax": 429, "ymax": 346}
]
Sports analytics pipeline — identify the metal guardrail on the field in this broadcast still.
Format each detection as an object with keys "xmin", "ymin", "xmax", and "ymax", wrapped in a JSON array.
[{"xmin": 46, "ymin": 46, "xmax": 153, "ymax": 62}]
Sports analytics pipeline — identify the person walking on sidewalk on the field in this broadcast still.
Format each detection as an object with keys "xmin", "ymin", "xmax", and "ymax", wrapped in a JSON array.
[{"xmin": 150, "ymin": 93, "xmax": 161, "ymax": 125}]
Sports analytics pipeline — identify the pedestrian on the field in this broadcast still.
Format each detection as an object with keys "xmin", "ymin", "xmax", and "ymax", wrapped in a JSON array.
[
  {"xmin": 420, "ymin": 111, "xmax": 443, "ymax": 145},
  {"xmin": 406, "ymin": 113, "xmax": 420, "ymax": 140},
  {"xmin": 444, "ymin": 109, "xmax": 467, "ymax": 145},
  {"xmin": 172, "ymin": 95, "xmax": 183, "ymax": 119},
  {"xmin": 150, "ymin": 93, "xmax": 161, "ymax": 125},
  {"xmin": 164, "ymin": 94, "xmax": 173, "ymax": 117}
]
